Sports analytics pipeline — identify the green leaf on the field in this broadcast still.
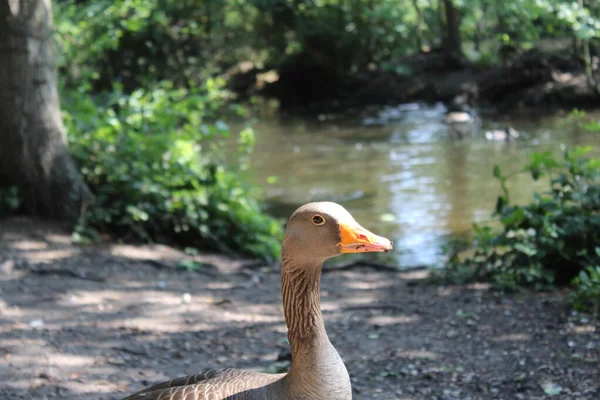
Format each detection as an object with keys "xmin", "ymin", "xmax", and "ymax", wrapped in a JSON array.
[
  {"xmin": 493, "ymin": 165, "xmax": 502, "ymax": 179},
  {"xmin": 501, "ymin": 208, "xmax": 526, "ymax": 227},
  {"xmin": 495, "ymin": 196, "xmax": 507, "ymax": 214}
]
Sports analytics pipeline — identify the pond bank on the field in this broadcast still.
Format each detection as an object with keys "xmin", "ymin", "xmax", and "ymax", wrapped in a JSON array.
[
  {"xmin": 231, "ymin": 50, "xmax": 600, "ymax": 112},
  {"xmin": 1, "ymin": 218, "xmax": 598, "ymax": 399}
]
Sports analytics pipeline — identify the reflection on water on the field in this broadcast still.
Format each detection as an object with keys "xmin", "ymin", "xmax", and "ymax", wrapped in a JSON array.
[{"xmin": 239, "ymin": 104, "xmax": 600, "ymax": 268}]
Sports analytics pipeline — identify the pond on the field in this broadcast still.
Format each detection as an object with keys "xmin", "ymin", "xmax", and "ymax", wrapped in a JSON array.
[{"xmin": 239, "ymin": 103, "xmax": 600, "ymax": 269}]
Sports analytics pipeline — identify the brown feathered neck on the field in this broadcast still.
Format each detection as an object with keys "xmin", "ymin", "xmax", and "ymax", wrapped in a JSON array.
[{"xmin": 280, "ymin": 252, "xmax": 327, "ymax": 354}]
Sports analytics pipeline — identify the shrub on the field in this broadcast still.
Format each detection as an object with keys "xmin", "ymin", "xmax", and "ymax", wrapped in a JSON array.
[
  {"xmin": 441, "ymin": 147, "xmax": 600, "ymax": 313},
  {"xmin": 62, "ymin": 80, "xmax": 282, "ymax": 261},
  {"xmin": 0, "ymin": 186, "xmax": 19, "ymax": 216},
  {"xmin": 51, "ymin": 1, "xmax": 282, "ymax": 261},
  {"xmin": 572, "ymin": 256, "xmax": 600, "ymax": 315}
]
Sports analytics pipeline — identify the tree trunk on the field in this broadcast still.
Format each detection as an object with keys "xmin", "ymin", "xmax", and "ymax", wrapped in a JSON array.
[
  {"xmin": 442, "ymin": 0, "xmax": 463, "ymax": 59},
  {"xmin": 0, "ymin": 0, "xmax": 92, "ymax": 221}
]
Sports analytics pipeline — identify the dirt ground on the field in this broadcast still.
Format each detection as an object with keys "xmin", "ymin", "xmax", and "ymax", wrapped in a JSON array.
[{"xmin": 0, "ymin": 217, "xmax": 598, "ymax": 400}]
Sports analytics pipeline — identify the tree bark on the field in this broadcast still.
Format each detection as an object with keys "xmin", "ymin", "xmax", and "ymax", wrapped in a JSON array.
[
  {"xmin": 441, "ymin": 0, "xmax": 463, "ymax": 59},
  {"xmin": 0, "ymin": 0, "xmax": 92, "ymax": 220}
]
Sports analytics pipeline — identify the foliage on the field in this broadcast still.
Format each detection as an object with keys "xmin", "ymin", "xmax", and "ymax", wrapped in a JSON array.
[
  {"xmin": 54, "ymin": 0, "xmax": 600, "ymax": 87},
  {"xmin": 441, "ymin": 147, "xmax": 600, "ymax": 312},
  {"xmin": 0, "ymin": 186, "xmax": 20, "ymax": 216},
  {"xmin": 54, "ymin": 0, "xmax": 261, "ymax": 90},
  {"xmin": 48, "ymin": 0, "xmax": 600, "ymax": 263},
  {"xmin": 51, "ymin": 0, "xmax": 285, "ymax": 261},
  {"xmin": 567, "ymin": 108, "xmax": 600, "ymax": 132},
  {"xmin": 572, "ymin": 256, "xmax": 600, "ymax": 315},
  {"xmin": 51, "ymin": 2, "xmax": 283, "ymax": 260},
  {"xmin": 61, "ymin": 81, "xmax": 282, "ymax": 261}
]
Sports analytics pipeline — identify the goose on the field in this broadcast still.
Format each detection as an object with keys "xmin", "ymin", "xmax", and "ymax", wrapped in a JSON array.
[
  {"xmin": 442, "ymin": 111, "xmax": 475, "ymax": 124},
  {"xmin": 485, "ymin": 126, "xmax": 519, "ymax": 141},
  {"xmin": 122, "ymin": 202, "xmax": 393, "ymax": 400},
  {"xmin": 442, "ymin": 106, "xmax": 479, "ymax": 139}
]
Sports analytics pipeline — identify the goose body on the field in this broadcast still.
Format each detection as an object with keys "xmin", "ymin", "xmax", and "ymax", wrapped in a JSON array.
[
  {"xmin": 442, "ymin": 110, "xmax": 479, "ymax": 139},
  {"xmin": 485, "ymin": 126, "xmax": 519, "ymax": 141},
  {"xmin": 442, "ymin": 111, "xmax": 474, "ymax": 124},
  {"xmin": 122, "ymin": 202, "xmax": 393, "ymax": 400}
]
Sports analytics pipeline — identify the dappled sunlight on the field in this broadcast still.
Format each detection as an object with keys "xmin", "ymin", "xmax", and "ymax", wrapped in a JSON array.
[
  {"xmin": 368, "ymin": 314, "xmax": 421, "ymax": 326},
  {"xmin": 39, "ymin": 353, "xmax": 98, "ymax": 368},
  {"xmin": 568, "ymin": 324, "xmax": 596, "ymax": 335},
  {"xmin": 343, "ymin": 279, "xmax": 395, "ymax": 290},
  {"xmin": 216, "ymin": 311, "xmax": 282, "ymax": 324},
  {"xmin": 45, "ymin": 233, "xmax": 72, "ymax": 245},
  {"xmin": 60, "ymin": 380, "xmax": 130, "ymax": 396},
  {"xmin": 341, "ymin": 295, "xmax": 380, "ymax": 306},
  {"xmin": 466, "ymin": 282, "xmax": 491, "ymax": 291},
  {"xmin": 109, "ymin": 315, "xmax": 213, "ymax": 333},
  {"xmin": 491, "ymin": 333, "xmax": 532, "ymax": 342},
  {"xmin": 396, "ymin": 350, "xmax": 440, "ymax": 360},
  {"xmin": 435, "ymin": 286, "xmax": 461, "ymax": 297},
  {"xmin": 21, "ymin": 249, "xmax": 77, "ymax": 263},
  {"xmin": 1, "ymin": 217, "xmax": 599, "ymax": 399},
  {"xmin": 1, "ymin": 337, "xmax": 45, "ymax": 349},
  {"xmin": 206, "ymin": 281, "xmax": 237, "ymax": 290},
  {"xmin": 11, "ymin": 239, "xmax": 48, "ymax": 250},
  {"xmin": 321, "ymin": 300, "xmax": 343, "ymax": 312},
  {"xmin": 109, "ymin": 243, "xmax": 186, "ymax": 261},
  {"xmin": 398, "ymin": 270, "xmax": 430, "ymax": 280},
  {"xmin": 0, "ymin": 297, "xmax": 22, "ymax": 318}
]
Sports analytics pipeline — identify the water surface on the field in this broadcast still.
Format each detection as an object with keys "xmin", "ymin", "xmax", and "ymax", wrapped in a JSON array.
[{"xmin": 239, "ymin": 104, "xmax": 600, "ymax": 268}]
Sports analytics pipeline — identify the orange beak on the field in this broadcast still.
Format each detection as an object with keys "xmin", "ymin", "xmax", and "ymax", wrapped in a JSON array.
[{"xmin": 339, "ymin": 222, "xmax": 393, "ymax": 253}]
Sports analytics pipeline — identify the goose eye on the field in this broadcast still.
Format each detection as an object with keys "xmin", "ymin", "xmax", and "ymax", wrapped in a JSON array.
[{"xmin": 312, "ymin": 215, "xmax": 325, "ymax": 225}]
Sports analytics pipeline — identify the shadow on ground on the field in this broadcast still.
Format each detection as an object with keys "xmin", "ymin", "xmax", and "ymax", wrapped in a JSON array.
[{"xmin": 0, "ymin": 217, "xmax": 598, "ymax": 400}]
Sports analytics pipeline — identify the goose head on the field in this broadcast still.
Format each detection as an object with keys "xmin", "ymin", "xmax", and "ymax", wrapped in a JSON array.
[{"xmin": 282, "ymin": 202, "xmax": 393, "ymax": 263}]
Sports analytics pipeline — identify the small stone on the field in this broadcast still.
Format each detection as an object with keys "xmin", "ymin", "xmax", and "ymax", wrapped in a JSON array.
[
  {"xmin": 541, "ymin": 380, "xmax": 563, "ymax": 396},
  {"xmin": 28, "ymin": 318, "xmax": 44, "ymax": 328},
  {"xmin": 446, "ymin": 329, "xmax": 458, "ymax": 338},
  {"xmin": 0, "ymin": 260, "xmax": 14, "ymax": 275},
  {"xmin": 182, "ymin": 293, "xmax": 192, "ymax": 304},
  {"xmin": 107, "ymin": 357, "xmax": 125, "ymax": 365}
]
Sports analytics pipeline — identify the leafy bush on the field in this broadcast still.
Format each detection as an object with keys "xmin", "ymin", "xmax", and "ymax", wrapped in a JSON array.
[
  {"xmin": 572, "ymin": 255, "xmax": 600, "ymax": 315},
  {"xmin": 51, "ymin": 1, "xmax": 283, "ymax": 261},
  {"xmin": 61, "ymin": 80, "xmax": 282, "ymax": 261},
  {"xmin": 0, "ymin": 186, "xmax": 19, "ymax": 216},
  {"xmin": 441, "ymin": 147, "xmax": 600, "ymax": 313},
  {"xmin": 54, "ymin": 0, "xmax": 262, "ymax": 91},
  {"xmin": 567, "ymin": 109, "xmax": 600, "ymax": 132}
]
